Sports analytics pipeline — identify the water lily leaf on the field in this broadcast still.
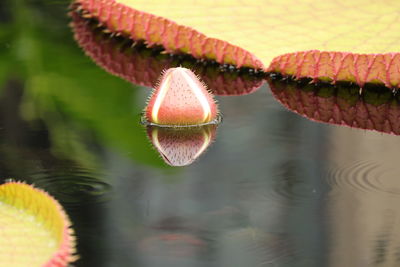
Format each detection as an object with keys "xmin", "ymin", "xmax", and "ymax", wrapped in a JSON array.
[
  {"xmin": 76, "ymin": 0, "xmax": 400, "ymax": 88},
  {"xmin": 0, "ymin": 182, "xmax": 76, "ymax": 266},
  {"xmin": 268, "ymin": 77, "xmax": 400, "ymax": 135},
  {"xmin": 70, "ymin": 11, "xmax": 263, "ymax": 96}
]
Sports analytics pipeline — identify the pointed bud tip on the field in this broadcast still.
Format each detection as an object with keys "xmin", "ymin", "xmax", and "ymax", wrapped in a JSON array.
[{"xmin": 145, "ymin": 67, "xmax": 218, "ymax": 125}]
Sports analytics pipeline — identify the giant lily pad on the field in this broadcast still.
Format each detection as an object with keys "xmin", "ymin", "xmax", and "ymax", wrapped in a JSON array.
[
  {"xmin": 268, "ymin": 77, "xmax": 400, "ymax": 135},
  {"xmin": 70, "ymin": 10, "xmax": 263, "ymax": 95},
  {"xmin": 75, "ymin": 0, "xmax": 400, "ymax": 88},
  {"xmin": 0, "ymin": 182, "xmax": 76, "ymax": 266}
]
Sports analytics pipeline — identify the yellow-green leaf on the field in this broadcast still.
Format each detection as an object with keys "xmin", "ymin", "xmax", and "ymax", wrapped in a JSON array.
[
  {"xmin": 0, "ymin": 182, "xmax": 76, "ymax": 267},
  {"xmin": 75, "ymin": 0, "xmax": 400, "ymax": 87},
  {"xmin": 70, "ymin": 11, "xmax": 263, "ymax": 96}
]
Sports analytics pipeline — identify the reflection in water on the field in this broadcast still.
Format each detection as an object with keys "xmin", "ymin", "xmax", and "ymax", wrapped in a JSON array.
[
  {"xmin": 327, "ymin": 160, "xmax": 400, "ymax": 195},
  {"xmin": 4, "ymin": 1, "xmax": 400, "ymax": 266},
  {"xmin": 139, "ymin": 233, "xmax": 206, "ymax": 259},
  {"xmin": 0, "ymin": 79, "xmax": 109, "ymax": 266},
  {"xmin": 70, "ymin": 9, "xmax": 264, "ymax": 96},
  {"xmin": 30, "ymin": 168, "xmax": 111, "ymax": 206},
  {"xmin": 327, "ymin": 129, "xmax": 400, "ymax": 267},
  {"xmin": 146, "ymin": 124, "xmax": 217, "ymax": 166},
  {"xmin": 267, "ymin": 75, "xmax": 400, "ymax": 266},
  {"xmin": 69, "ymin": 9, "xmax": 264, "ymax": 167},
  {"xmin": 268, "ymin": 75, "xmax": 400, "ymax": 135}
]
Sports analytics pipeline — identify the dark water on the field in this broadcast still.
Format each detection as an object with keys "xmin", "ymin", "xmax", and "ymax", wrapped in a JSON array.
[{"xmin": 2, "ymin": 1, "xmax": 400, "ymax": 267}]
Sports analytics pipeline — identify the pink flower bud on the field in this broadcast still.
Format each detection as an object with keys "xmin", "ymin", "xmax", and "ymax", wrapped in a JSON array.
[{"xmin": 145, "ymin": 67, "xmax": 218, "ymax": 125}]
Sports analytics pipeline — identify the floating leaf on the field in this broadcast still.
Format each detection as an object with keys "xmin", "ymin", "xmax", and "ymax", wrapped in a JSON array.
[
  {"xmin": 74, "ymin": 0, "xmax": 400, "ymax": 87},
  {"xmin": 70, "ymin": 10, "xmax": 263, "ymax": 95},
  {"xmin": 268, "ymin": 77, "xmax": 400, "ymax": 135},
  {"xmin": 0, "ymin": 182, "xmax": 76, "ymax": 266}
]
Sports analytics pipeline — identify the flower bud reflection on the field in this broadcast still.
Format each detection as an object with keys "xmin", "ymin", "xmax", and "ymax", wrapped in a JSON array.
[{"xmin": 146, "ymin": 124, "xmax": 217, "ymax": 166}]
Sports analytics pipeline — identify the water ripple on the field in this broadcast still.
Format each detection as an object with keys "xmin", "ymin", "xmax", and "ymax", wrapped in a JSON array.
[
  {"xmin": 237, "ymin": 168, "xmax": 314, "ymax": 207},
  {"xmin": 27, "ymin": 167, "xmax": 111, "ymax": 205},
  {"xmin": 327, "ymin": 161, "xmax": 400, "ymax": 196}
]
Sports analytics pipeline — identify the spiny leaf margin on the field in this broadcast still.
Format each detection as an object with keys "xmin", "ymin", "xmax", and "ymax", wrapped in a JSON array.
[
  {"xmin": 74, "ymin": 0, "xmax": 264, "ymax": 69},
  {"xmin": 74, "ymin": 0, "xmax": 400, "ymax": 88},
  {"xmin": 0, "ymin": 181, "xmax": 77, "ymax": 267}
]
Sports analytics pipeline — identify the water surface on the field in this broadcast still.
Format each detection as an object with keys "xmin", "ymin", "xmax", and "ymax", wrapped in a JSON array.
[{"xmin": 1, "ymin": 1, "xmax": 400, "ymax": 266}]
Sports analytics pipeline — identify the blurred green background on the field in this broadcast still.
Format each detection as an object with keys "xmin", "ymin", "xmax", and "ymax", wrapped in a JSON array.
[{"xmin": 0, "ymin": 0, "xmax": 165, "ymax": 172}]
